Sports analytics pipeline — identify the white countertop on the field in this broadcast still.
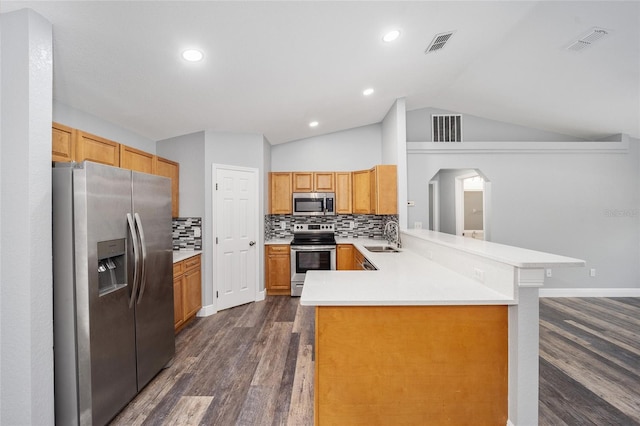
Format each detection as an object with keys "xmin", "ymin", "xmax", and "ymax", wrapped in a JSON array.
[
  {"xmin": 265, "ymin": 238, "xmax": 292, "ymax": 245},
  {"xmin": 301, "ymin": 240, "xmax": 515, "ymax": 307},
  {"xmin": 403, "ymin": 229, "xmax": 585, "ymax": 268},
  {"xmin": 301, "ymin": 231, "xmax": 585, "ymax": 307},
  {"xmin": 173, "ymin": 250, "xmax": 201, "ymax": 263}
]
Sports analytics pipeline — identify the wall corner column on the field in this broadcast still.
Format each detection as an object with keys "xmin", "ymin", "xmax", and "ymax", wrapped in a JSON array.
[
  {"xmin": 508, "ymin": 268, "xmax": 544, "ymax": 426},
  {"xmin": 0, "ymin": 8, "xmax": 54, "ymax": 425}
]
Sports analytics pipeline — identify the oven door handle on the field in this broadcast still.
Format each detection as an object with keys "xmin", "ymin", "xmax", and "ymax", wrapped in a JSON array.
[{"xmin": 291, "ymin": 245, "xmax": 336, "ymax": 251}]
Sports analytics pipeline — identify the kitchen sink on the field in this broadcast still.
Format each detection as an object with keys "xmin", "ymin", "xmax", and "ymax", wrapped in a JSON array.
[{"xmin": 364, "ymin": 245, "xmax": 400, "ymax": 253}]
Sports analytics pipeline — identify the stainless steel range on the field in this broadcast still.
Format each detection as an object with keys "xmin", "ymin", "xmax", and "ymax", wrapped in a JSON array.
[{"xmin": 290, "ymin": 223, "xmax": 336, "ymax": 296}]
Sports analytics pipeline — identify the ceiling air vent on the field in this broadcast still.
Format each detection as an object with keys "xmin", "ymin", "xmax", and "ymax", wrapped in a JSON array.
[
  {"xmin": 566, "ymin": 27, "xmax": 610, "ymax": 52},
  {"xmin": 432, "ymin": 114, "xmax": 462, "ymax": 142},
  {"xmin": 425, "ymin": 31, "xmax": 455, "ymax": 54}
]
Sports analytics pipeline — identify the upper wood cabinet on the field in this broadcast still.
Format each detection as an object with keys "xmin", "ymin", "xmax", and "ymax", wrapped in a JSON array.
[
  {"xmin": 293, "ymin": 172, "xmax": 335, "ymax": 192},
  {"xmin": 335, "ymin": 172, "xmax": 352, "ymax": 214},
  {"xmin": 270, "ymin": 172, "xmax": 292, "ymax": 214},
  {"xmin": 352, "ymin": 169, "xmax": 372, "ymax": 214},
  {"xmin": 120, "ymin": 145, "xmax": 155, "ymax": 174},
  {"xmin": 371, "ymin": 165, "xmax": 397, "ymax": 215},
  {"xmin": 155, "ymin": 156, "xmax": 180, "ymax": 218},
  {"xmin": 352, "ymin": 165, "xmax": 397, "ymax": 215},
  {"xmin": 75, "ymin": 130, "xmax": 120, "ymax": 167},
  {"xmin": 52, "ymin": 122, "xmax": 76, "ymax": 163}
]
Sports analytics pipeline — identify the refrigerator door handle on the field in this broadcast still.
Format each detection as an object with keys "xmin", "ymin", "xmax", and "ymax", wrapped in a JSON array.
[
  {"xmin": 127, "ymin": 213, "xmax": 141, "ymax": 308},
  {"xmin": 134, "ymin": 212, "xmax": 148, "ymax": 304}
]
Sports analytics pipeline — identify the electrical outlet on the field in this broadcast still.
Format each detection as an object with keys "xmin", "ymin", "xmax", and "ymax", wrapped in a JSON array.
[
  {"xmin": 193, "ymin": 227, "xmax": 201, "ymax": 238},
  {"xmin": 590, "ymin": 268, "xmax": 596, "ymax": 277},
  {"xmin": 546, "ymin": 269, "xmax": 552, "ymax": 278},
  {"xmin": 474, "ymin": 268, "xmax": 484, "ymax": 282},
  {"xmin": 414, "ymin": 222, "xmax": 422, "ymax": 229},
  {"xmin": 280, "ymin": 221, "xmax": 286, "ymax": 230},
  {"xmin": 349, "ymin": 221, "xmax": 355, "ymax": 229}
]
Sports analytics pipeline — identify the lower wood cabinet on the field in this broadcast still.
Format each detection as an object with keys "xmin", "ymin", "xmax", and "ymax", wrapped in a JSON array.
[
  {"xmin": 354, "ymin": 249, "xmax": 366, "ymax": 271},
  {"xmin": 265, "ymin": 244, "xmax": 291, "ymax": 295},
  {"xmin": 173, "ymin": 254, "xmax": 202, "ymax": 332},
  {"xmin": 337, "ymin": 244, "xmax": 355, "ymax": 270}
]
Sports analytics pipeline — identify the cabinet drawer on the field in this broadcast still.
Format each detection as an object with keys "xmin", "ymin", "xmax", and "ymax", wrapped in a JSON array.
[
  {"xmin": 184, "ymin": 254, "xmax": 201, "ymax": 271},
  {"xmin": 173, "ymin": 261, "xmax": 184, "ymax": 278},
  {"xmin": 268, "ymin": 245, "xmax": 290, "ymax": 254}
]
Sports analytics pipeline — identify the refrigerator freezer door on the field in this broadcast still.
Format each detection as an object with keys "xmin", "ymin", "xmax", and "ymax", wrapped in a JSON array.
[
  {"xmin": 76, "ymin": 162, "xmax": 138, "ymax": 426},
  {"xmin": 132, "ymin": 171, "xmax": 175, "ymax": 389}
]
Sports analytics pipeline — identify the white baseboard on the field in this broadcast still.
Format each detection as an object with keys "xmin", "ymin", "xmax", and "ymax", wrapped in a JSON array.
[
  {"xmin": 539, "ymin": 288, "xmax": 640, "ymax": 298},
  {"xmin": 197, "ymin": 304, "xmax": 217, "ymax": 317},
  {"xmin": 256, "ymin": 289, "xmax": 266, "ymax": 302}
]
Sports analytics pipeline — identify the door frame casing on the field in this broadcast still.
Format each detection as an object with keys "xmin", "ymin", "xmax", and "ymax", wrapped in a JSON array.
[{"xmin": 211, "ymin": 163, "xmax": 262, "ymax": 313}]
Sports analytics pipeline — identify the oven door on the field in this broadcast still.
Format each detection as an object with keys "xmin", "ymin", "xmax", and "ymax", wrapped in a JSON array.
[{"xmin": 290, "ymin": 245, "xmax": 336, "ymax": 296}]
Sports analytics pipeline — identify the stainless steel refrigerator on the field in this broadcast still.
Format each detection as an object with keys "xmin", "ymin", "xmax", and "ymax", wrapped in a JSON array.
[{"xmin": 52, "ymin": 161, "xmax": 175, "ymax": 426}]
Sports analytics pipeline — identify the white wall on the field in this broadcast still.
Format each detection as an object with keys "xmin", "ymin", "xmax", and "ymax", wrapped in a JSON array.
[
  {"xmin": 53, "ymin": 101, "xmax": 157, "ymax": 153},
  {"xmin": 0, "ymin": 9, "xmax": 54, "ymax": 424},
  {"xmin": 381, "ymin": 98, "xmax": 407, "ymax": 228},
  {"xmin": 157, "ymin": 131, "xmax": 206, "ymax": 217},
  {"xmin": 407, "ymin": 141, "xmax": 640, "ymax": 290},
  {"xmin": 406, "ymin": 107, "xmax": 591, "ymax": 142},
  {"xmin": 271, "ymin": 123, "xmax": 382, "ymax": 171}
]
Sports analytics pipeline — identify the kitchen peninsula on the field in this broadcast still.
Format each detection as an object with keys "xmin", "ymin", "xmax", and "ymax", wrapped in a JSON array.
[{"xmin": 301, "ymin": 229, "xmax": 585, "ymax": 426}]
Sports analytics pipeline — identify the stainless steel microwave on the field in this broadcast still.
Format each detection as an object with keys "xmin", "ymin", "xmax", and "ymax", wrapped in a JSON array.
[{"xmin": 292, "ymin": 192, "xmax": 335, "ymax": 216}]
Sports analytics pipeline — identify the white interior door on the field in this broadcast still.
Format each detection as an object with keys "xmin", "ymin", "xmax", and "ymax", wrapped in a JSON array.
[{"xmin": 214, "ymin": 165, "xmax": 258, "ymax": 311}]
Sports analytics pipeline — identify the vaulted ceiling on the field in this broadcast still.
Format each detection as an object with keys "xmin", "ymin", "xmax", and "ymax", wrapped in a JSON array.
[{"xmin": 3, "ymin": 1, "xmax": 639, "ymax": 144}]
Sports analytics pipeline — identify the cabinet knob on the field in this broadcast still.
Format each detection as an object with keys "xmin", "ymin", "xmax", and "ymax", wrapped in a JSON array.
[{"xmin": 249, "ymin": 241, "xmax": 256, "ymax": 246}]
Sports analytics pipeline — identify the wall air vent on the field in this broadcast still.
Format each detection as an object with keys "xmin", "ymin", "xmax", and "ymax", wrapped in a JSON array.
[
  {"xmin": 425, "ymin": 31, "xmax": 455, "ymax": 54},
  {"xmin": 432, "ymin": 114, "xmax": 462, "ymax": 142},
  {"xmin": 566, "ymin": 27, "xmax": 610, "ymax": 52}
]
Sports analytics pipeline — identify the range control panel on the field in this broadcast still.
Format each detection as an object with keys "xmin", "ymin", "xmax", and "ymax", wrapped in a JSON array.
[{"xmin": 292, "ymin": 223, "xmax": 335, "ymax": 233}]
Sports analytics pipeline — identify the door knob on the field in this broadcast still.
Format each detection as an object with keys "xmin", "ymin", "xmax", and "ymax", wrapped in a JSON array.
[{"xmin": 249, "ymin": 241, "xmax": 256, "ymax": 246}]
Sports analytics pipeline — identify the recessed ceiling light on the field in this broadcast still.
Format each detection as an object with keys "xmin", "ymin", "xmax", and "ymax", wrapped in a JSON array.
[
  {"xmin": 363, "ymin": 88, "xmax": 374, "ymax": 96},
  {"xmin": 382, "ymin": 30, "xmax": 401, "ymax": 43},
  {"xmin": 182, "ymin": 49, "xmax": 204, "ymax": 62},
  {"xmin": 309, "ymin": 121, "xmax": 319, "ymax": 128}
]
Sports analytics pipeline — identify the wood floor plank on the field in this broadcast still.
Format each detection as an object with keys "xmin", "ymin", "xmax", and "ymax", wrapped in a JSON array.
[
  {"xmin": 251, "ymin": 322, "xmax": 293, "ymax": 387},
  {"xmin": 163, "ymin": 396, "xmax": 213, "ymax": 426},
  {"xmin": 287, "ymin": 344, "xmax": 314, "ymax": 426},
  {"xmin": 271, "ymin": 333, "xmax": 301, "ymax": 426}
]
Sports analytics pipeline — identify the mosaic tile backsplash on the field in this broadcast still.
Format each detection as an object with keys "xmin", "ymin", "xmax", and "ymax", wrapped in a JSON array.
[
  {"xmin": 265, "ymin": 214, "xmax": 399, "ymax": 240},
  {"xmin": 173, "ymin": 217, "xmax": 202, "ymax": 250}
]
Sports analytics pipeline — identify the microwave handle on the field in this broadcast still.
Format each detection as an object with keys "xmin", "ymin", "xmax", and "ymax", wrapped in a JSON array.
[{"xmin": 325, "ymin": 197, "xmax": 334, "ymax": 213}]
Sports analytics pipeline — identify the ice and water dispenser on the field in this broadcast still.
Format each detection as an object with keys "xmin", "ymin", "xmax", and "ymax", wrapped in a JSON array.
[{"xmin": 97, "ymin": 238, "xmax": 127, "ymax": 296}]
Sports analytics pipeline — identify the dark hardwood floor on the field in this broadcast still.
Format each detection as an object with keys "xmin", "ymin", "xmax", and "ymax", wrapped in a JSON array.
[
  {"xmin": 110, "ymin": 296, "xmax": 640, "ymax": 425},
  {"xmin": 539, "ymin": 297, "xmax": 640, "ymax": 426}
]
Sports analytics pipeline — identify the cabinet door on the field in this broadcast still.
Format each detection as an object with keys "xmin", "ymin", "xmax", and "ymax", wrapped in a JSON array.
[
  {"xmin": 337, "ymin": 244, "xmax": 355, "ymax": 270},
  {"xmin": 155, "ymin": 156, "xmax": 180, "ymax": 218},
  {"xmin": 76, "ymin": 130, "xmax": 120, "ymax": 166},
  {"xmin": 183, "ymin": 266, "xmax": 202, "ymax": 319},
  {"xmin": 335, "ymin": 172, "xmax": 352, "ymax": 214},
  {"xmin": 354, "ymin": 250, "xmax": 365, "ymax": 270},
  {"xmin": 314, "ymin": 172, "xmax": 335, "ymax": 192},
  {"xmin": 292, "ymin": 172, "xmax": 314, "ymax": 192},
  {"xmin": 120, "ymin": 145, "xmax": 155, "ymax": 174},
  {"xmin": 373, "ymin": 165, "xmax": 398, "ymax": 215},
  {"xmin": 270, "ymin": 172, "xmax": 292, "ymax": 214},
  {"xmin": 266, "ymin": 245, "xmax": 291, "ymax": 295},
  {"xmin": 52, "ymin": 122, "xmax": 75, "ymax": 162},
  {"xmin": 352, "ymin": 170, "xmax": 371, "ymax": 214},
  {"xmin": 173, "ymin": 276, "xmax": 184, "ymax": 329}
]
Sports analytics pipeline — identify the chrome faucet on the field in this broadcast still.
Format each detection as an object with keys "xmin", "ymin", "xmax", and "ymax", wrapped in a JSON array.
[{"xmin": 384, "ymin": 220, "xmax": 402, "ymax": 249}]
